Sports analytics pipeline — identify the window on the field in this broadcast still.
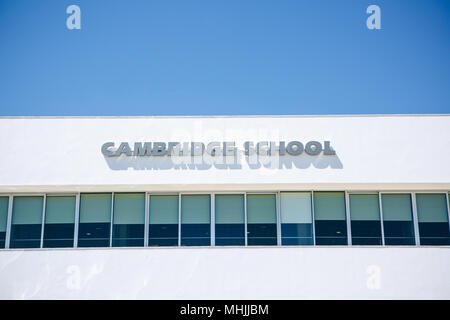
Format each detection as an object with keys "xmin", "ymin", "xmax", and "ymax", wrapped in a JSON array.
[
  {"xmin": 149, "ymin": 195, "xmax": 179, "ymax": 246},
  {"xmin": 350, "ymin": 194, "xmax": 382, "ymax": 245},
  {"xmin": 313, "ymin": 192, "xmax": 347, "ymax": 245},
  {"xmin": 10, "ymin": 196, "xmax": 43, "ymax": 248},
  {"xmin": 78, "ymin": 193, "xmax": 112, "ymax": 247},
  {"xmin": 416, "ymin": 194, "xmax": 450, "ymax": 245},
  {"xmin": 43, "ymin": 196, "xmax": 76, "ymax": 248},
  {"xmin": 280, "ymin": 192, "xmax": 313, "ymax": 245},
  {"xmin": 181, "ymin": 195, "xmax": 210, "ymax": 246},
  {"xmin": 0, "ymin": 197, "xmax": 9, "ymax": 248},
  {"xmin": 215, "ymin": 194, "xmax": 245, "ymax": 246},
  {"xmin": 112, "ymin": 193, "xmax": 145, "ymax": 247},
  {"xmin": 381, "ymin": 194, "xmax": 415, "ymax": 245},
  {"xmin": 247, "ymin": 194, "xmax": 277, "ymax": 246}
]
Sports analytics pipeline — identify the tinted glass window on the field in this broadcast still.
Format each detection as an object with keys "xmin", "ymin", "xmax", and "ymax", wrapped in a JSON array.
[
  {"xmin": 181, "ymin": 195, "xmax": 210, "ymax": 246},
  {"xmin": 280, "ymin": 192, "xmax": 313, "ymax": 245},
  {"xmin": 314, "ymin": 192, "xmax": 347, "ymax": 245},
  {"xmin": 247, "ymin": 194, "xmax": 277, "ymax": 246},
  {"xmin": 350, "ymin": 194, "xmax": 382, "ymax": 245},
  {"xmin": 149, "ymin": 195, "xmax": 179, "ymax": 246},
  {"xmin": 416, "ymin": 194, "xmax": 450, "ymax": 245},
  {"xmin": 0, "ymin": 197, "xmax": 9, "ymax": 248},
  {"xmin": 78, "ymin": 193, "xmax": 112, "ymax": 247},
  {"xmin": 43, "ymin": 196, "xmax": 76, "ymax": 248},
  {"xmin": 215, "ymin": 195, "xmax": 245, "ymax": 246},
  {"xmin": 10, "ymin": 196, "xmax": 43, "ymax": 248},
  {"xmin": 381, "ymin": 194, "xmax": 415, "ymax": 245},
  {"xmin": 112, "ymin": 193, "xmax": 145, "ymax": 247}
]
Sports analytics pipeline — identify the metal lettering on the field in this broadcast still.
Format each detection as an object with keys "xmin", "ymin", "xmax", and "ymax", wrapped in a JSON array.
[
  {"xmin": 101, "ymin": 140, "xmax": 336, "ymax": 158},
  {"xmin": 206, "ymin": 142, "xmax": 222, "ymax": 156},
  {"xmin": 224, "ymin": 142, "xmax": 236, "ymax": 156},
  {"xmin": 244, "ymin": 141, "xmax": 255, "ymax": 156},
  {"xmin": 116, "ymin": 142, "xmax": 132, "ymax": 157},
  {"xmin": 101, "ymin": 142, "xmax": 116, "ymax": 157},
  {"xmin": 151, "ymin": 142, "xmax": 167, "ymax": 156},
  {"xmin": 286, "ymin": 141, "xmax": 304, "ymax": 155},
  {"xmin": 256, "ymin": 141, "xmax": 269, "ymax": 156},
  {"xmin": 305, "ymin": 141, "xmax": 322, "ymax": 155},
  {"xmin": 191, "ymin": 142, "xmax": 205, "ymax": 156},
  {"xmin": 133, "ymin": 142, "xmax": 152, "ymax": 156},
  {"xmin": 323, "ymin": 141, "xmax": 336, "ymax": 155}
]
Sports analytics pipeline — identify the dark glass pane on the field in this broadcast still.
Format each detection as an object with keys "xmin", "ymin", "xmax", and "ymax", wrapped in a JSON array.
[
  {"xmin": 247, "ymin": 224, "xmax": 277, "ymax": 246},
  {"xmin": 216, "ymin": 238, "xmax": 245, "ymax": 246},
  {"xmin": 43, "ymin": 223, "xmax": 74, "ymax": 248},
  {"xmin": 352, "ymin": 237, "xmax": 382, "ymax": 245},
  {"xmin": 10, "ymin": 240, "xmax": 41, "ymax": 248},
  {"xmin": 0, "ymin": 197, "xmax": 8, "ymax": 249},
  {"xmin": 43, "ymin": 240, "xmax": 75, "ymax": 248},
  {"xmin": 148, "ymin": 224, "xmax": 178, "ymax": 247},
  {"xmin": 77, "ymin": 222, "xmax": 110, "ymax": 247},
  {"xmin": 383, "ymin": 220, "xmax": 414, "ymax": 239},
  {"xmin": 314, "ymin": 220, "xmax": 347, "ymax": 245},
  {"xmin": 351, "ymin": 220, "xmax": 382, "ymax": 245},
  {"xmin": 181, "ymin": 224, "xmax": 210, "ymax": 246},
  {"xmin": 351, "ymin": 221, "xmax": 382, "ymax": 237},
  {"xmin": 420, "ymin": 237, "xmax": 450, "ymax": 245},
  {"xmin": 419, "ymin": 222, "xmax": 450, "ymax": 245},
  {"xmin": 315, "ymin": 220, "xmax": 347, "ymax": 237},
  {"xmin": 248, "ymin": 238, "xmax": 277, "ymax": 246},
  {"xmin": 78, "ymin": 239, "xmax": 110, "ymax": 247},
  {"xmin": 112, "ymin": 238, "xmax": 144, "ymax": 247},
  {"xmin": 418, "ymin": 222, "xmax": 450, "ymax": 237},
  {"xmin": 281, "ymin": 237, "xmax": 314, "ymax": 245},
  {"xmin": 281, "ymin": 223, "xmax": 313, "ymax": 245},
  {"xmin": 181, "ymin": 238, "xmax": 211, "ymax": 246},
  {"xmin": 10, "ymin": 224, "xmax": 41, "ymax": 248},
  {"xmin": 315, "ymin": 237, "xmax": 348, "ymax": 245},
  {"xmin": 112, "ymin": 224, "xmax": 144, "ymax": 247},
  {"xmin": 383, "ymin": 220, "xmax": 415, "ymax": 245},
  {"xmin": 215, "ymin": 224, "xmax": 245, "ymax": 246},
  {"xmin": 0, "ymin": 231, "xmax": 5, "ymax": 249},
  {"xmin": 148, "ymin": 238, "xmax": 179, "ymax": 246},
  {"xmin": 384, "ymin": 237, "xmax": 415, "ymax": 245},
  {"xmin": 216, "ymin": 224, "xmax": 244, "ymax": 237},
  {"xmin": 281, "ymin": 223, "xmax": 313, "ymax": 237}
]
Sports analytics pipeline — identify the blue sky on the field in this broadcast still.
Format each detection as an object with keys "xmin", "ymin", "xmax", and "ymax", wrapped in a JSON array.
[{"xmin": 0, "ymin": 0, "xmax": 449, "ymax": 116}]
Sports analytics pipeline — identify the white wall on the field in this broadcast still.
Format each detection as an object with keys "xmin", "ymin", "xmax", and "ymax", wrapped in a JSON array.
[
  {"xmin": 0, "ymin": 115, "xmax": 449, "ymax": 192},
  {"xmin": 0, "ymin": 247, "xmax": 449, "ymax": 299}
]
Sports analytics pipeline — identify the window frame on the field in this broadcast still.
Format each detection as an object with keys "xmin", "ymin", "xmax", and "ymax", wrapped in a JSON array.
[
  {"xmin": 111, "ymin": 192, "xmax": 146, "ymax": 247},
  {"xmin": 179, "ymin": 192, "xmax": 213, "ymax": 247},
  {"xmin": 214, "ymin": 192, "xmax": 246, "ymax": 247},
  {"xmin": 77, "ymin": 192, "xmax": 113, "ymax": 248},
  {"xmin": 312, "ymin": 190, "xmax": 349, "ymax": 246},
  {"xmin": 279, "ymin": 191, "xmax": 314, "ymax": 246},
  {"xmin": 347, "ymin": 192, "xmax": 383, "ymax": 246},
  {"xmin": 42, "ymin": 193, "xmax": 78, "ymax": 248},
  {"xmin": 147, "ymin": 192, "xmax": 180, "ymax": 247},
  {"xmin": 246, "ymin": 192, "xmax": 279, "ymax": 247},
  {"xmin": 1, "ymin": 190, "xmax": 449, "ymax": 249},
  {"xmin": 8, "ymin": 193, "xmax": 46, "ymax": 249},
  {"xmin": 414, "ymin": 191, "xmax": 450, "ymax": 246},
  {"xmin": 379, "ymin": 191, "xmax": 418, "ymax": 246}
]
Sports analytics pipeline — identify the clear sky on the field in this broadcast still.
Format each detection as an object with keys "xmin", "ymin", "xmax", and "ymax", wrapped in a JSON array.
[{"xmin": 0, "ymin": 0, "xmax": 449, "ymax": 116}]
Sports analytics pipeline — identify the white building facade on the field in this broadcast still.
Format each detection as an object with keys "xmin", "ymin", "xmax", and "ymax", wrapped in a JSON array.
[{"xmin": 0, "ymin": 115, "xmax": 449, "ymax": 299}]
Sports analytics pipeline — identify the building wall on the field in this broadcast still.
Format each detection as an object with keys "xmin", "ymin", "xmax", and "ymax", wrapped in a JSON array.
[
  {"xmin": 0, "ymin": 115, "xmax": 449, "ymax": 192},
  {"xmin": 0, "ymin": 247, "xmax": 449, "ymax": 299},
  {"xmin": 1, "ymin": 115, "xmax": 449, "ymax": 299}
]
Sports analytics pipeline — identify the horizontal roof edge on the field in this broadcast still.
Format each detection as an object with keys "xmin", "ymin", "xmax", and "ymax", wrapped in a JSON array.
[{"xmin": 0, "ymin": 114, "xmax": 449, "ymax": 119}]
